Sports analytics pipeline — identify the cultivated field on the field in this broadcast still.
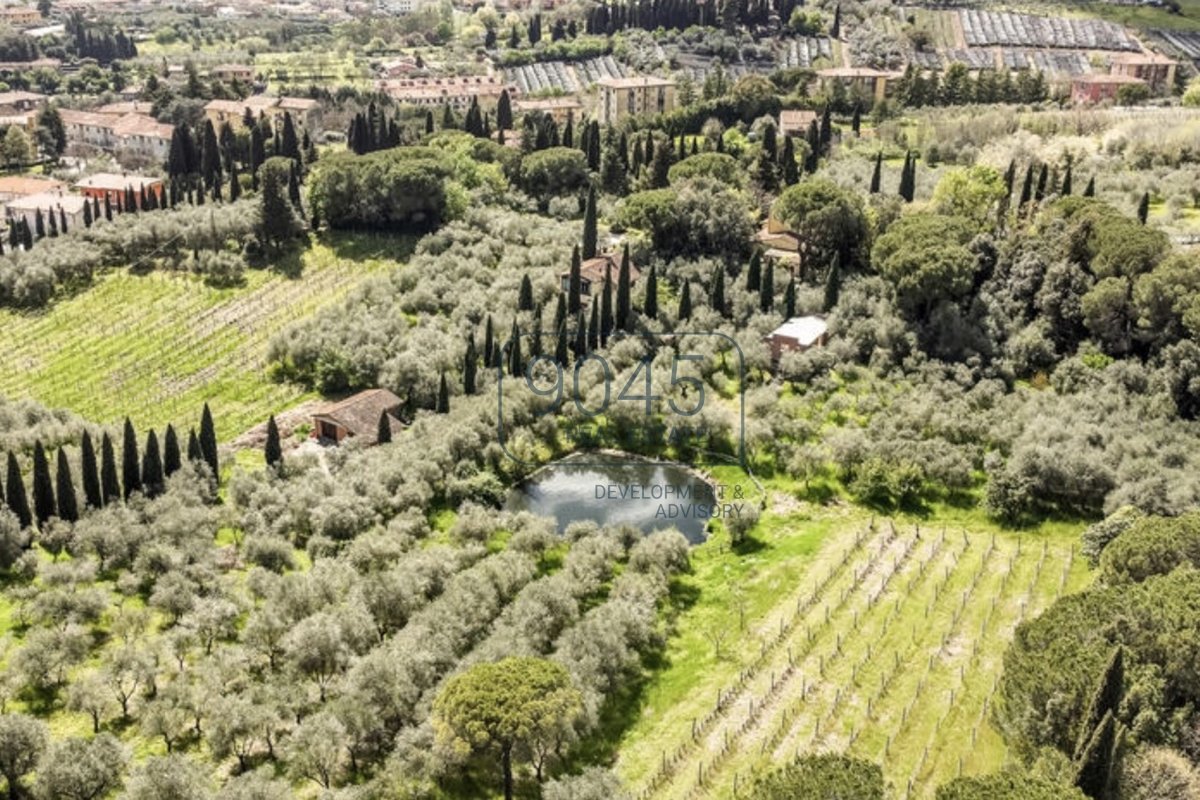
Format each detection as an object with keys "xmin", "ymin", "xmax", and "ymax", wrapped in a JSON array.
[
  {"xmin": 617, "ymin": 504, "xmax": 1091, "ymax": 800},
  {"xmin": 0, "ymin": 239, "xmax": 403, "ymax": 442}
]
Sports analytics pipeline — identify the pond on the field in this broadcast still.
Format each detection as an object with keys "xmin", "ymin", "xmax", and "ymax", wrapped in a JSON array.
[{"xmin": 505, "ymin": 453, "xmax": 718, "ymax": 545}]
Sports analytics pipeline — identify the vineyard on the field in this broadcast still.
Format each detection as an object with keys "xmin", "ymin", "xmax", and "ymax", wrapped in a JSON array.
[
  {"xmin": 617, "ymin": 510, "xmax": 1091, "ymax": 800},
  {"xmin": 0, "ymin": 238, "xmax": 401, "ymax": 443}
]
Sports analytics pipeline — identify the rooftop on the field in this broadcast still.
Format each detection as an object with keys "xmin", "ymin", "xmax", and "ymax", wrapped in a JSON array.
[
  {"xmin": 595, "ymin": 76, "xmax": 675, "ymax": 89},
  {"xmin": 6, "ymin": 191, "xmax": 89, "ymax": 213},
  {"xmin": 313, "ymin": 388, "xmax": 404, "ymax": 441},
  {"xmin": 0, "ymin": 175, "xmax": 66, "ymax": 197},
  {"xmin": 75, "ymin": 173, "xmax": 164, "ymax": 192},
  {"xmin": 770, "ymin": 316, "xmax": 829, "ymax": 348}
]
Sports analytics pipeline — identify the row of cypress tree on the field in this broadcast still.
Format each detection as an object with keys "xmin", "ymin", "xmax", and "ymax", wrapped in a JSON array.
[{"xmin": 0, "ymin": 404, "xmax": 219, "ymax": 531}]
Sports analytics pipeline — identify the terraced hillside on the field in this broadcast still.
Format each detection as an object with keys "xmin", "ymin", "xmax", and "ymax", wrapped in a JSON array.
[
  {"xmin": 618, "ymin": 513, "xmax": 1092, "ymax": 799},
  {"xmin": 0, "ymin": 238, "xmax": 403, "ymax": 441}
]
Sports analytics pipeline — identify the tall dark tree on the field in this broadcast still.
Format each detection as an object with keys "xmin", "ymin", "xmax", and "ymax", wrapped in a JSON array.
[
  {"xmin": 79, "ymin": 431, "xmax": 102, "ymax": 509},
  {"xmin": 824, "ymin": 253, "xmax": 842, "ymax": 311},
  {"xmin": 497, "ymin": 89, "xmax": 513, "ymax": 132},
  {"xmin": 436, "ymin": 372, "xmax": 450, "ymax": 414},
  {"xmin": 100, "ymin": 433, "xmax": 120, "ymax": 504},
  {"xmin": 1074, "ymin": 711, "xmax": 1119, "ymax": 800},
  {"xmin": 1019, "ymin": 163, "xmax": 1034, "ymax": 208},
  {"xmin": 869, "ymin": 152, "xmax": 882, "ymax": 194},
  {"xmin": 1074, "ymin": 648, "xmax": 1125, "ymax": 761},
  {"xmin": 483, "ymin": 315, "xmax": 495, "ymax": 368},
  {"xmin": 1137, "ymin": 192, "xmax": 1149, "ymax": 225},
  {"xmin": 573, "ymin": 310, "xmax": 587, "ymax": 357},
  {"xmin": 199, "ymin": 404, "xmax": 218, "ymax": 479},
  {"xmin": 784, "ymin": 275, "xmax": 797, "ymax": 318},
  {"xmin": 163, "ymin": 425, "xmax": 181, "ymax": 477},
  {"xmin": 5, "ymin": 452, "xmax": 31, "ymax": 529},
  {"xmin": 463, "ymin": 333, "xmax": 478, "ymax": 395},
  {"xmin": 31, "ymin": 442, "xmax": 54, "ymax": 526},
  {"xmin": 581, "ymin": 186, "xmax": 598, "ymax": 259},
  {"xmin": 1084, "ymin": 176, "xmax": 1096, "ymax": 197},
  {"xmin": 830, "ymin": 3, "xmax": 841, "ymax": 37},
  {"xmin": 599, "ymin": 264, "xmax": 613, "ymax": 345},
  {"xmin": 1061, "ymin": 162, "xmax": 1073, "ymax": 196},
  {"xmin": 377, "ymin": 411, "xmax": 393, "ymax": 445},
  {"xmin": 187, "ymin": 428, "xmax": 202, "ymax": 463},
  {"xmin": 508, "ymin": 321, "xmax": 523, "ymax": 377},
  {"xmin": 710, "ymin": 265, "xmax": 726, "ymax": 317},
  {"xmin": 55, "ymin": 449, "xmax": 77, "ymax": 523},
  {"xmin": 615, "ymin": 244, "xmax": 632, "ymax": 332},
  {"xmin": 1035, "ymin": 163, "xmax": 1048, "ymax": 201},
  {"xmin": 121, "ymin": 418, "xmax": 141, "ymax": 500},
  {"xmin": 518, "ymin": 273, "xmax": 535, "ymax": 312},
  {"xmin": 746, "ymin": 251, "xmax": 762, "ymax": 292},
  {"xmin": 760, "ymin": 258, "xmax": 775, "ymax": 313},
  {"xmin": 781, "ymin": 136, "xmax": 799, "ymax": 186},
  {"xmin": 264, "ymin": 416, "xmax": 282, "ymax": 467},
  {"xmin": 280, "ymin": 113, "xmax": 301, "ymax": 164},
  {"xmin": 644, "ymin": 264, "xmax": 658, "ymax": 320},
  {"xmin": 567, "ymin": 245, "xmax": 582, "ymax": 314},
  {"xmin": 587, "ymin": 301, "xmax": 599, "ymax": 351},
  {"xmin": 142, "ymin": 430, "xmax": 163, "ymax": 498},
  {"xmin": 200, "ymin": 119, "xmax": 222, "ymax": 191},
  {"xmin": 678, "ymin": 280, "xmax": 692, "ymax": 321}
]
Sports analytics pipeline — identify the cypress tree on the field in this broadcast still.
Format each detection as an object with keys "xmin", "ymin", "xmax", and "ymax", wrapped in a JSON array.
[
  {"xmin": 760, "ymin": 259, "xmax": 774, "ymax": 313},
  {"xmin": 31, "ymin": 441, "xmax": 54, "ymax": 526},
  {"xmin": 587, "ymin": 302, "xmax": 599, "ymax": 351},
  {"xmin": 163, "ymin": 424, "xmax": 181, "ymax": 477},
  {"xmin": 508, "ymin": 320, "xmax": 523, "ymax": 377},
  {"xmin": 824, "ymin": 253, "xmax": 842, "ymax": 311},
  {"xmin": 573, "ymin": 310, "xmax": 587, "ymax": 357},
  {"xmin": 615, "ymin": 244, "xmax": 632, "ymax": 332},
  {"xmin": 436, "ymin": 372, "xmax": 450, "ymax": 414},
  {"xmin": 1019, "ymin": 163, "xmax": 1034, "ymax": 208},
  {"xmin": 784, "ymin": 275, "xmax": 797, "ymax": 318},
  {"xmin": 199, "ymin": 403, "xmax": 218, "ymax": 479},
  {"xmin": 518, "ymin": 273, "xmax": 535, "ymax": 312},
  {"xmin": 5, "ymin": 452, "xmax": 31, "ymax": 529},
  {"xmin": 600, "ymin": 264, "xmax": 613, "ymax": 345},
  {"xmin": 710, "ymin": 265, "xmax": 726, "ymax": 317},
  {"xmin": 264, "ymin": 416, "xmax": 283, "ymax": 467},
  {"xmin": 79, "ymin": 432, "xmax": 101, "ymax": 509},
  {"xmin": 552, "ymin": 291, "xmax": 567, "ymax": 336},
  {"xmin": 1084, "ymin": 176, "xmax": 1096, "ymax": 197},
  {"xmin": 644, "ymin": 264, "xmax": 658, "ymax": 320},
  {"xmin": 1035, "ymin": 163, "xmax": 1049, "ymax": 201},
  {"xmin": 497, "ymin": 89, "xmax": 513, "ymax": 131},
  {"xmin": 122, "ymin": 418, "xmax": 141, "ymax": 500},
  {"xmin": 1137, "ymin": 192, "xmax": 1149, "ymax": 225},
  {"xmin": 567, "ymin": 245, "xmax": 582, "ymax": 314},
  {"xmin": 830, "ymin": 2, "xmax": 841, "ymax": 37},
  {"xmin": 1003, "ymin": 159, "xmax": 1016, "ymax": 198},
  {"xmin": 483, "ymin": 314, "xmax": 495, "ymax": 368},
  {"xmin": 100, "ymin": 433, "xmax": 120, "ymax": 504},
  {"xmin": 582, "ymin": 186, "xmax": 598, "ymax": 259},
  {"xmin": 463, "ymin": 333, "xmax": 478, "ymax": 395},
  {"xmin": 869, "ymin": 152, "xmax": 882, "ymax": 194},
  {"xmin": 1074, "ymin": 647, "xmax": 1125, "ymax": 761},
  {"xmin": 187, "ymin": 428, "xmax": 202, "ymax": 463},
  {"xmin": 781, "ymin": 136, "xmax": 799, "ymax": 186},
  {"xmin": 55, "ymin": 449, "xmax": 77, "ymax": 524},
  {"xmin": 678, "ymin": 280, "xmax": 692, "ymax": 321},
  {"xmin": 1061, "ymin": 162, "xmax": 1072, "ymax": 196},
  {"xmin": 746, "ymin": 251, "xmax": 762, "ymax": 292},
  {"xmin": 376, "ymin": 411, "xmax": 392, "ymax": 445},
  {"xmin": 554, "ymin": 318, "xmax": 569, "ymax": 364},
  {"xmin": 142, "ymin": 430, "xmax": 163, "ymax": 498},
  {"xmin": 851, "ymin": 104, "xmax": 861, "ymax": 135},
  {"xmin": 83, "ymin": 199, "xmax": 93, "ymax": 228},
  {"xmin": 1073, "ymin": 711, "xmax": 1118, "ymax": 800}
]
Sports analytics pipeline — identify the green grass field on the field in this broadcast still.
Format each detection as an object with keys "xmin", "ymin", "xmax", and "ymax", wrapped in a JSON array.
[
  {"xmin": 615, "ymin": 488, "xmax": 1091, "ymax": 800},
  {"xmin": 0, "ymin": 236, "xmax": 405, "ymax": 443}
]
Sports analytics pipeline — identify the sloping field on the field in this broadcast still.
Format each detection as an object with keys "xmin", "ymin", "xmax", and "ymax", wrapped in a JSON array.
[
  {"xmin": 618, "ymin": 513, "xmax": 1091, "ymax": 799},
  {"xmin": 0, "ymin": 239, "xmax": 402, "ymax": 441}
]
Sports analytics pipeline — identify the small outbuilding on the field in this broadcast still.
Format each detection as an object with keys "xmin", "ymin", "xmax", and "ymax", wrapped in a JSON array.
[
  {"xmin": 766, "ymin": 316, "xmax": 829, "ymax": 363},
  {"xmin": 312, "ymin": 389, "xmax": 404, "ymax": 445},
  {"xmin": 558, "ymin": 251, "xmax": 641, "ymax": 302}
]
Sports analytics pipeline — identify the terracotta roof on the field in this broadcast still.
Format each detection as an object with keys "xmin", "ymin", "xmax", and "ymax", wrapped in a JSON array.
[
  {"xmin": 94, "ymin": 101, "xmax": 154, "ymax": 115},
  {"xmin": 109, "ymin": 113, "xmax": 173, "ymax": 139},
  {"xmin": 0, "ymin": 175, "xmax": 66, "ymax": 197},
  {"xmin": 1073, "ymin": 73, "xmax": 1146, "ymax": 84},
  {"xmin": 0, "ymin": 90, "xmax": 46, "ymax": 106},
  {"xmin": 6, "ymin": 191, "xmax": 88, "ymax": 213},
  {"xmin": 75, "ymin": 173, "xmax": 163, "ymax": 192},
  {"xmin": 59, "ymin": 108, "xmax": 118, "ymax": 128},
  {"xmin": 313, "ymin": 389, "xmax": 403, "ymax": 440},
  {"xmin": 1110, "ymin": 51, "xmax": 1175, "ymax": 65},
  {"xmin": 560, "ymin": 252, "xmax": 641, "ymax": 285}
]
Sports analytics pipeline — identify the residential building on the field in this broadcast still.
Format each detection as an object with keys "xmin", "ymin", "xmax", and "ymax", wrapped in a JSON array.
[
  {"xmin": 0, "ymin": 176, "xmax": 66, "ymax": 204},
  {"xmin": 203, "ymin": 95, "xmax": 322, "ymax": 133},
  {"xmin": 376, "ymin": 76, "xmax": 517, "ymax": 109},
  {"xmin": 1070, "ymin": 73, "xmax": 1146, "ymax": 104},
  {"xmin": 754, "ymin": 218, "xmax": 802, "ymax": 273},
  {"xmin": 779, "ymin": 109, "xmax": 818, "ymax": 138},
  {"xmin": 58, "ymin": 109, "xmax": 173, "ymax": 163},
  {"xmin": 514, "ymin": 97, "xmax": 583, "ymax": 125},
  {"xmin": 211, "ymin": 63, "xmax": 255, "ymax": 83},
  {"xmin": 815, "ymin": 67, "xmax": 898, "ymax": 103},
  {"xmin": 312, "ymin": 389, "xmax": 405, "ymax": 445},
  {"xmin": 74, "ymin": 173, "xmax": 165, "ymax": 206},
  {"xmin": 558, "ymin": 251, "xmax": 641, "ymax": 300},
  {"xmin": 5, "ymin": 191, "xmax": 89, "ymax": 232},
  {"xmin": 594, "ymin": 76, "xmax": 675, "ymax": 125},
  {"xmin": 1109, "ymin": 51, "xmax": 1176, "ymax": 91},
  {"xmin": 0, "ymin": 90, "xmax": 46, "ymax": 114},
  {"xmin": 765, "ymin": 316, "xmax": 829, "ymax": 363},
  {"xmin": 0, "ymin": 5, "xmax": 42, "ymax": 27}
]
